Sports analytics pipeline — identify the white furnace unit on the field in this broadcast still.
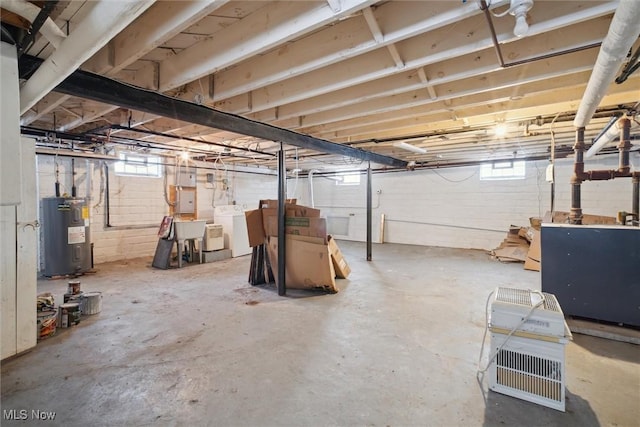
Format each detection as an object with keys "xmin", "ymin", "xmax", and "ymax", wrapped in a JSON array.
[
  {"xmin": 203, "ymin": 223, "xmax": 224, "ymax": 251},
  {"xmin": 213, "ymin": 205, "xmax": 251, "ymax": 257},
  {"xmin": 487, "ymin": 287, "xmax": 572, "ymax": 412}
]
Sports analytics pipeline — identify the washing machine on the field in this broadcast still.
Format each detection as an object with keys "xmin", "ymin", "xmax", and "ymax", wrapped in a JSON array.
[{"xmin": 214, "ymin": 205, "xmax": 251, "ymax": 257}]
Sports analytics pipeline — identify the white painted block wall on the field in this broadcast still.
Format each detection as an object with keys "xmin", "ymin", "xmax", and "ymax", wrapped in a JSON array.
[
  {"xmin": 35, "ymin": 151, "xmax": 637, "ymax": 265},
  {"xmin": 300, "ymin": 153, "xmax": 639, "ymax": 250},
  {"xmin": 36, "ymin": 156, "xmax": 276, "ymax": 266}
]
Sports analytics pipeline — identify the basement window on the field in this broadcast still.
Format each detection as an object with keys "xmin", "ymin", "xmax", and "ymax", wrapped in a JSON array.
[
  {"xmin": 480, "ymin": 160, "xmax": 526, "ymax": 180},
  {"xmin": 114, "ymin": 152, "xmax": 162, "ymax": 178},
  {"xmin": 336, "ymin": 171, "xmax": 361, "ymax": 186}
]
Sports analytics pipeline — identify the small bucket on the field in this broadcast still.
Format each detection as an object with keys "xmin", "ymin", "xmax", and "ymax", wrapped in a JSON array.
[
  {"xmin": 68, "ymin": 280, "xmax": 81, "ymax": 295},
  {"xmin": 37, "ymin": 309, "xmax": 57, "ymax": 340},
  {"xmin": 59, "ymin": 302, "xmax": 81, "ymax": 328},
  {"xmin": 64, "ymin": 292, "xmax": 83, "ymax": 304},
  {"xmin": 80, "ymin": 292, "xmax": 102, "ymax": 316}
]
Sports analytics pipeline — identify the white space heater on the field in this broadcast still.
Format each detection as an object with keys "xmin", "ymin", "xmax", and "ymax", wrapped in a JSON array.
[
  {"xmin": 488, "ymin": 287, "xmax": 571, "ymax": 412},
  {"xmin": 203, "ymin": 224, "xmax": 224, "ymax": 251}
]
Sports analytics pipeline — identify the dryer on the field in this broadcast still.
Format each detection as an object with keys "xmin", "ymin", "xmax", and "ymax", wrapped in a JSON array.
[{"xmin": 213, "ymin": 205, "xmax": 251, "ymax": 257}]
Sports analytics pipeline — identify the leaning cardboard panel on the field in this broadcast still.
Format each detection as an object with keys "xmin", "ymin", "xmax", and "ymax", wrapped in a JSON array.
[
  {"xmin": 245, "ymin": 209, "xmax": 265, "ymax": 247},
  {"xmin": 267, "ymin": 235, "xmax": 337, "ymax": 293},
  {"xmin": 328, "ymin": 235, "xmax": 351, "ymax": 279}
]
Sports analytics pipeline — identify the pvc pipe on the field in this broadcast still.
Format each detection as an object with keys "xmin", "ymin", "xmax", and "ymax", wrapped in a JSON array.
[
  {"xmin": 308, "ymin": 169, "xmax": 319, "ymax": 208},
  {"xmin": 20, "ymin": 0, "xmax": 155, "ymax": 114},
  {"xmin": 1, "ymin": 0, "xmax": 66, "ymax": 48},
  {"xmin": 574, "ymin": 0, "xmax": 640, "ymax": 128}
]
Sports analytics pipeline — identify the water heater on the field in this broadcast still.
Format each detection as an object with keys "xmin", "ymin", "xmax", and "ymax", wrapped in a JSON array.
[{"xmin": 42, "ymin": 197, "xmax": 92, "ymax": 276}]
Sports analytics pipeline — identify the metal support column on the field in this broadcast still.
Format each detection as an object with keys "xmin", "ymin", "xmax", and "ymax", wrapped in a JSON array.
[
  {"xmin": 277, "ymin": 144, "xmax": 286, "ymax": 296},
  {"xmin": 366, "ymin": 162, "xmax": 372, "ymax": 261}
]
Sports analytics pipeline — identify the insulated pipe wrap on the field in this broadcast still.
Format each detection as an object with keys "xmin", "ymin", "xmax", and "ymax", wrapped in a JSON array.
[{"xmin": 573, "ymin": 0, "xmax": 640, "ymax": 128}]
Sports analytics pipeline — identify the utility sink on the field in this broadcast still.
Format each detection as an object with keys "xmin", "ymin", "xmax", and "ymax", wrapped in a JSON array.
[
  {"xmin": 173, "ymin": 220, "xmax": 206, "ymax": 240},
  {"xmin": 173, "ymin": 220, "xmax": 206, "ymax": 268}
]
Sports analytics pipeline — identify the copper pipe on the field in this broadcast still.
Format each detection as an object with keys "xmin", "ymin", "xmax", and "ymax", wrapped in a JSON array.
[{"xmin": 480, "ymin": 0, "xmax": 505, "ymax": 67}]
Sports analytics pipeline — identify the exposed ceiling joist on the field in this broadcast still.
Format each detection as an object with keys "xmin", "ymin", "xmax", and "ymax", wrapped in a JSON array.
[{"xmin": 20, "ymin": 54, "xmax": 406, "ymax": 168}]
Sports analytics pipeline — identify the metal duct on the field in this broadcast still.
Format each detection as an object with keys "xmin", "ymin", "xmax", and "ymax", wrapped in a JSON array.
[{"xmin": 573, "ymin": 0, "xmax": 640, "ymax": 128}]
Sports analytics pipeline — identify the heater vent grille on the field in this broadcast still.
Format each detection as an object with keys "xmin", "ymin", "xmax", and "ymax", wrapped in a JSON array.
[{"xmin": 489, "ymin": 333, "xmax": 567, "ymax": 411}]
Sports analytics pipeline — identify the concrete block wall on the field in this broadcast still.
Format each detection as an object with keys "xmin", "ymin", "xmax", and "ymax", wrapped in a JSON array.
[
  {"xmin": 36, "ymin": 151, "xmax": 637, "ymax": 264},
  {"xmin": 36, "ymin": 155, "xmax": 277, "ymax": 266},
  {"xmin": 304, "ymin": 152, "xmax": 639, "ymax": 250}
]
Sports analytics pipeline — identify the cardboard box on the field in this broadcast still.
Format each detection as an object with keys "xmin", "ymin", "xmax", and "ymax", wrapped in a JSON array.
[
  {"xmin": 524, "ymin": 229, "xmax": 541, "ymax": 272},
  {"xmin": 245, "ymin": 209, "xmax": 265, "ymax": 247},
  {"xmin": 544, "ymin": 211, "xmax": 617, "ymax": 225},
  {"xmin": 245, "ymin": 202, "xmax": 325, "ymax": 247},
  {"xmin": 328, "ymin": 235, "xmax": 351, "ymax": 279},
  {"xmin": 259, "ymin": 199, "xmax": 296, "ymax": 209},
  {"xmin": 265, "ymin": 216, "xmax": 327, "ymax": 240},
  {"xmin": 267, "ymin": 235, "xmax": 337, "ymax": 293}
]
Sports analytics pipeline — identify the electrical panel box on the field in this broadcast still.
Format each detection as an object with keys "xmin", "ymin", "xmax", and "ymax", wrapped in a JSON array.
[
  {"xmin": 177, "ymin": 189, "xmax": 196, "ymax": 214},
  {"xmin": 205, "ymin": 173, "xmax": 215, "ymax": 189},
  {"xmin": 177, "ymin": 166, "xmax": 197, "ymax": 187}
]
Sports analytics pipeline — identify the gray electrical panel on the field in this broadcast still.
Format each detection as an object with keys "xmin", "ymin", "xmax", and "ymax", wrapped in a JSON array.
[
  {"xmin": 177, "ymin": 166, "xmax": 197, "ymax": 187},
  {"xmin": 42, "ymin": 197, "xmax": 92, "ymax": 276}
]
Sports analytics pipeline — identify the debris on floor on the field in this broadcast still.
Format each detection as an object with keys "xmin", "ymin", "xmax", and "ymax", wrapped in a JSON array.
[
  {"xmin": 491, "ymin": 218, "xmax": 541, "ymax": 271},
  {"xmin": 492, "ymin": 211, "xmax": 618, "ymax": 272},
  {"xmin": 35, "ymin": 280, "xmax": 103, "ymax": 341}
]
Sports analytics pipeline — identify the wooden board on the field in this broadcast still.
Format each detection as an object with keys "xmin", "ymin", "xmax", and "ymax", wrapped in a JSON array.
[{"xmin": 566, "ymin": 318, "xmax": 640, "ymax": 345}]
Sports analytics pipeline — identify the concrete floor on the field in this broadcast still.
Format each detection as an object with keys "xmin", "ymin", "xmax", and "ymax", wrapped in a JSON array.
[{"xmin": 1, "ymin": 242, "xmax": 638, "ymax": 426}]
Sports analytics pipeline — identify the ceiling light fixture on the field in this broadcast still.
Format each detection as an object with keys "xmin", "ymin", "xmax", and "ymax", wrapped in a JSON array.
[
  {"xmin": 493, "ymin": 0, "xmax": 534, "ymax": 38},
  {"xmin": 510, "ymin": 0, "xmax": 533, "ymax": 37},
  {"xmin": 494, "ymin": 123, "xmax": 507, "ymax": 138},
  {"xmin": 393, "ymin": 141, "xmax": 428, "ymax": 154}
]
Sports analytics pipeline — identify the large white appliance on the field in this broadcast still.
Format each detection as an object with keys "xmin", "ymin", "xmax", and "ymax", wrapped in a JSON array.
[
  {"xmin": 213, "ymin": 205, "xmax": 251, "ymax": 257},
  {"xmin": 203, "ymin": 224, "xmax": 224, "ymax": 251},
  {"xmin": 487, "ymin": 287, "xmax": 572, "ymax": 412}
]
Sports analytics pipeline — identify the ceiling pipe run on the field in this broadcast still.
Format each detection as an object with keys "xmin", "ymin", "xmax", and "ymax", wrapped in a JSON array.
[
  {"xmin": 479, "ymin": 0, "xmax": 602, "ymax": 69},
  {"xmin": 19, "ymin": 0, "xmax": 155, "ymax": 114},
  {"xmin": 19, "ymin": 54, "xmax": 406, "ymax": 168},
  {"xmin": 586, "ymin": 115, "xmax": 639, "ymax": 158},
  {"xmin": 1, "ymin": 0, "xmax": 66, "ymax": 48},
  {"xmin": 573, "ymin": 0, "xmax": 640, "ymax": 128}
]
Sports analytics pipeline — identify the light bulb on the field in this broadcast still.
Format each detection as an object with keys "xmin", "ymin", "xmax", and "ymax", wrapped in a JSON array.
[
  {"xmin": 513, "ymin": 13, "xmax": 529, "ymax": 37},
  {"xmin": 180, "ymin": 151, "xmax": 189, "ymax": 160}
]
